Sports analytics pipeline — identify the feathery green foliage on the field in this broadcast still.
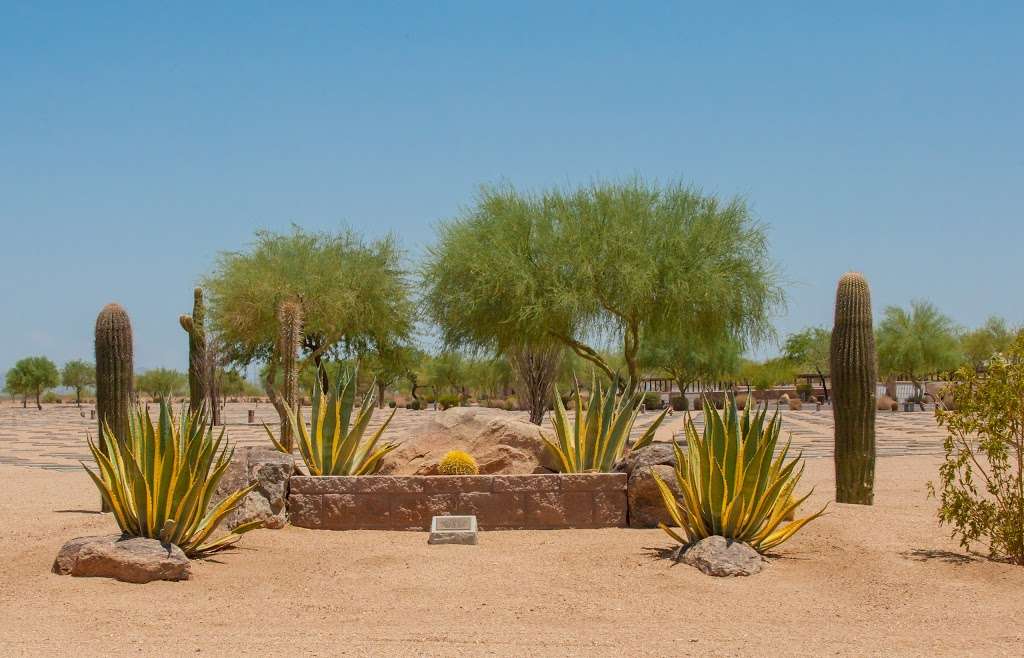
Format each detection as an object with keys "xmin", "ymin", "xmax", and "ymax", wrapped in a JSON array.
[
  {"xmin": 4, "ymin": 356, "xmax": 59, "ymax": 410},
  {"xmin": 542, "ymin": 376, "xmax": 668, "ymax": 473},
  {"xmin": 653, "ymin": 396, "xmax": 825, "ymax": 553},
  {"xmin": 83, "ymin": 402, "xmax": 261, "ymax": 558},
  {"xmin": 877, "ymin": 300, "xmax": 961, "ymax": 397},
  {"xmin": 266, "ymin": 369, "xmax": 400, "ymax": 476},
  {"xmin": 61, "ymin": 359, "xmax": 95, "ymax": 406},
  {"xmin": 136, "ymin": 368, "xmax": 188, "ymax": 401}
]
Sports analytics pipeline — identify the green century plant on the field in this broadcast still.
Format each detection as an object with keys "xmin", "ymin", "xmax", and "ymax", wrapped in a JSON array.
[
  {"xmin": 653, "ymin": 396, "xmax": 825, "ymax": 554},
  {"xmin": 83, "ymin": 402, "xmax": 261, "ymax": 558}
]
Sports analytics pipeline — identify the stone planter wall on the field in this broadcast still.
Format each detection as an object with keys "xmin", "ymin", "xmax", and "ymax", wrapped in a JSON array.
[{"xmin": 288, "ymin": 473, "xmax": 627, "ymax": 530}]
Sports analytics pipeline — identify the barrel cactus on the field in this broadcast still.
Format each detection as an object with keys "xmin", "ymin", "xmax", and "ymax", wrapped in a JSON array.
[
  {"xmin": 179, "ymin": 288, "xmax": 208, "ymax": 414},
  {"xmin": 830, "ymin": 272, "xmax": 877, "ymax": 505},
  {"xmin": 438, "ymin": 450, "xmax": 479, "ymax": 475}
]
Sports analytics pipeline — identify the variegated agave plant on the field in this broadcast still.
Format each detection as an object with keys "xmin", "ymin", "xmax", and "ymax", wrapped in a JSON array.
[
  {"xmin": 84, "ymin": 402, "xmax": 261, "ymax": 558},
  {"xmin": 266, "ymin": 369, "xmax": 399, "ymax": 476},
  {"xmin": 542, "ymin": 376, "xmax": 669, "ymax": 473},
  {"xmin": 653, "ymin": 396, "xmax": 826, "ymax": 554}
]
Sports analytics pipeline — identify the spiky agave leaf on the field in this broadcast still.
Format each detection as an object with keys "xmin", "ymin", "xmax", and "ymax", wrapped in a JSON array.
[
  {"xmin": 81, "ymin": 401, "xmax": 262, "ymax": 558},
  {"xmin": 653, "ymin": 394, "xmax": 827, "ymax": 554},
  {"xmin": 541, "ymin": 375, "xmax": 670, "ymax": 473},
  {"xmin": 277, "ymin": 367, "xmax": 401, "ymax": 476}
]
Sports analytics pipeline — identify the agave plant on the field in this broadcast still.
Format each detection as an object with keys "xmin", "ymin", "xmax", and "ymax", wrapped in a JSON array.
[
  {"xmin": 266, "ymin": 369, "xmax": 399, "ymax": 476},
  {"xmin": 542, "ymin": 376, "xmax": 669, "ymax": 473},
  {"xmin": 83, "ymin": 402, "xmax": 261, "ymax": 558},
  {"xmin": 653, "ymin": 396, "xmax": 826, "ymax": 554}
]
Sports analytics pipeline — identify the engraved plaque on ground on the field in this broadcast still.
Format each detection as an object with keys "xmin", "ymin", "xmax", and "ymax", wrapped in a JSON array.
[{"xmin": 428, "ymin": 515, "xmax": 478, "ymax": 545}]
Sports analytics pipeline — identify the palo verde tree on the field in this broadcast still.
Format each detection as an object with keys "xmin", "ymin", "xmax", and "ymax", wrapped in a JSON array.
[
  {"xmin": 135, "ymin": 368, "xmax": 188, "ymax": 402},
  {"xmin": 61, "ymin": 359, "xmax": 96, "ymax": 407},
  {"xmin": 5, "ymin": 356, "xmax": 60, "ymax": 410},
  {"xmin": 783, "ymin": 326, "xmax": 831, "ymax": 401},
  {"xmin": 203, "ymin": 226, "xmax": 415, "ymax": 430},
  {"xmin": 421, "ymin": 180, "xmax": 781, "ymax": 390},
  {"xmin": 638, "ymin": 329, "xmax": 741, "ymax": 398},
  {"xmin": 960, "ymin": 316, "xmax": 1016, "ymax": 372},
  {"xmin": 876, "ymin": 300, "xmax": 962, "ymax": 401}
]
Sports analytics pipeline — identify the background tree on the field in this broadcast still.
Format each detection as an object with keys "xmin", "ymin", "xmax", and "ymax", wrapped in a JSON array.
[
  {"xmin": 5, "ymin": 356, "xmax": 60, "ymax": 410},
  {"xmin": 639, "ymin": 330, "xmax": 742, "ymax": 398},
  {"xmin": 426, "ymin": 351, "xmax": 469, "ymax": 399},
  {"xmin": 739, "ymin": 357, "xmax": 796, "ymax": 401},
  {"xmin": 61, "ymin": 360, "xmax": 96, "ymax": 407},
  {"xmin": 508, "ymin": 342, "xmax": 563, "ymax": 424},
  {"xmin": 135, "ymin": 368, "xmax": 187, "ymax": 402},
  {"xmin": 421, "ymin": 180, "xmax": 782, "ymax": 388},
  {"xmin": 876, "ymin": 300, "xmax": 962, "ymax": 401},
  {"xmin": 361, "ymin": 343, "xmax": 421, "ymax": 408},
  {"xmin": 203, "ymin": 226, "xmax": 415, "ymax": 431},
  {"xmin": 783, "ymin": 326, "xmax": 832, "ymax": 401},
  {"xmin": 960, "ymin": 316, "xmax": 1016, "ymax": 371}
]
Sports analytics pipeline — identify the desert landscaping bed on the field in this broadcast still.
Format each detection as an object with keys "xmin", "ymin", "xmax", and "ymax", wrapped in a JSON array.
[{"xmin": 288, "ymin": 473, "xmax": 627, "ymax": 530}]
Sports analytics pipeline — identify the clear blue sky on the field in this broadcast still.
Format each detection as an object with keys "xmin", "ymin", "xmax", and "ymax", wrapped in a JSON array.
[{"xmin": 2, "ymin": 2, "xmax": 1021, "ymax": 376}]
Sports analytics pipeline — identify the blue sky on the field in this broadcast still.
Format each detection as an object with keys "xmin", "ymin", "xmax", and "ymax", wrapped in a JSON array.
[{"xmin": 1, "ymin": 2, "xmax": 1021, "ymax": 376}]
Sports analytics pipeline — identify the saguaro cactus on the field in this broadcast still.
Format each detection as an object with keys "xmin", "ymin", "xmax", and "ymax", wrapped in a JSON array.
[
  {"xmin": 179, "ymin": 288, "xmax": 208, "ymax": 415},
  {"xmin": 95, "ymin": 303, "xmax": 134, "ymax": 512},
  {"xmin": 830, "ymin": 272, "xmax": 877, "ymax": 505},
  {"xmin": 275, "ymin": 299, "xmax": 302, "ymax": 451}
]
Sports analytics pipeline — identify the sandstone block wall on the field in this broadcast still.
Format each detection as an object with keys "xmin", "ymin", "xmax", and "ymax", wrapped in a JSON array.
[{"xmin": 288, "ymin": 473, "xmax": 627, "ymax": 530}]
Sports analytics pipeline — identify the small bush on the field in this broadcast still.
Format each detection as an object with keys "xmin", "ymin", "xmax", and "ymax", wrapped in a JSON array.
[
  {"xmin": 504, "ymin": 396, "xmax": 518, "ymax": 411},
  {"xmin": 670, "ymin": 396, "xmax": 689, "ymax": 411},
  {"xmin": 930, "ymin": 335, "xmax": 1024, "ymax": 565},
  {"xmin": 42, "ymin": 392, "xmax": 62, "ymax": 404},
  {"xmin": 796, "ymin": 382, "xmax": 813, "ymax": 401},
  {"xmin": 406, "ymin": 399, "xmax": 422, "ymax": 411},
  {"xmin": 438, "ymin": 393, "xmax": 460, "ymax": 410},
  {"xmin": 642, "ymin": 392, "xmax": 663, "ymax": 410},
  {"xmin": 387, "ymin": 400, "xmax": 397, "ymax": 408}
]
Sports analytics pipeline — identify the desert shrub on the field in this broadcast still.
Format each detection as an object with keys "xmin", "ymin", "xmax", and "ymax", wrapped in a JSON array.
[
  {"xmin": 438, "ymin": 450, "xmax": 479, "ymax": 475},
  {"xmin": 795, "ymin": 382, "xmax": 812, "ymax": 401},
  {"xmin": 930, "ymin": 336, "xmax": 1024, "ymax": 564},
  {"xmin": 42, "ymin": 391, "xmax": 62, "ymax": 404},
  {"xmin": 406, "ymin": 399, "xmax": 422, "ymax": 411},
  {"xmin": 387, "ymin": 400, "xmax": 397, "ymax": 408},
  {"xmin": 642, "ymin": 392, "xmax": 663, "ymax": 410},
  {"xmin": 653, "ymin": 396, "xmax": 825, "ymax": 554},
  {"xmin": 438, "ymin": 393, "xmax": 461, "ymax": 410},
  {"xmin": 84, "ymin": 402, "xmax": 260, "ymax": 558},
  {"xmin": 543, "ymin": 376, "xmax": 668, "ymax": 473},
  {"xmin": 504, "ymin": 396, "xmax": 518, "ymax": 411},
  {"xmin": 670, "ymin": 396, "xmax": 689, "ymax": 411},
  {"xmin": 267, "ymin": 370, "xmax": 399, "ymax": 476}
]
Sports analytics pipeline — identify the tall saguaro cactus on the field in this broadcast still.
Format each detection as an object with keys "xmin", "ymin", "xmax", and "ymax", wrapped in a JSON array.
[
  {"xmin": 274, "ymin": 299, "xmax": 302, "ymax": 452},
  {"xmin": 95, "ymin": 303, "xmax": 134, "ymax": 511},
  {"xmin": 179, "ymin": 288, "xmax": 209, "ymax": 415},
  {"xmin": 830, "ymin": 272, "xmax": 877, "ymax": 505}
]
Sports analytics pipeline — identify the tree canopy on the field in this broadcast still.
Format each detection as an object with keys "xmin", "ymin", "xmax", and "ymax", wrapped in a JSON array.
[
  {"xmin": 876, "ymin": 301, "xmax": 961, "ymax": 393},
  {"xmin": 421, "ymin": 180, "xmax": 782, "ymax": 384},
  {"xmin": 5, "ymin": 356, "xmax": 60, "ymax": 410},
  {"xmin": 639, "ymin": 329, "xmax": 742, "ymax": 394},
  {"xmin": 61, "ymin": 359, "xmax": 96, "ymax": 406},
  {"xmin": 136, "ymin": 368, "xmax": 187, "ymax": 401},
  {"xmin": 203, "ymin": 226, "xmax": 415, "ymax": 370},
  {"xmin": 960, "ymin": 316, "xmax": 1016, "ymax": 371},
  {"xmin": 782, "ymin": 326, "xmax": 831, "ymax": 400}
]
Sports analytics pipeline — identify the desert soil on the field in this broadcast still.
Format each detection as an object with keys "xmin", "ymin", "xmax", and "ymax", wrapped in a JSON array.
[{"xmin": 1, "ymin": 406, "xmax": 1022, "ymax": 656}]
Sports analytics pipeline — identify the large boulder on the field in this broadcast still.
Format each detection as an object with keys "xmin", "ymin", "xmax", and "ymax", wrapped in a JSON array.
[
  {"xmin": 680, "ymin": 535, "xmax": 765, "ymax": 577},
  {"xmin": 53, "ymin": 535, "xmax": 190, "ymax": 583},
  {"xmin": 615, "ymin": 443, "xmax": 681, "ymax": 528},
  {"xmin": 213, "ymin": 447, "xmax": 294, "ymax": 530},
  {"xmin": 379, "ymin": 407, "xmax": 559, "ymax": 475}
]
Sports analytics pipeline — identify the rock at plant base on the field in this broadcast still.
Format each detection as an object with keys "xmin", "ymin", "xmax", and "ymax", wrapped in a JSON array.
[
  {"xmin": 380, "ymin": 407, "xmax": 560, "ymax": 475},
  {"xmin": 680, "ymin": 536, "xmax": 765, "ymax": 577},
  {"xmin": 615, "ymin": 443, "xmax": 681, "ymax": 528},
  {"xmin": 52, "ymin": 535, "xmax": 190, "ymax": 583},
  {"xmin": 213, "ymin": 447, "xmax": 294, "ymax": 530}
]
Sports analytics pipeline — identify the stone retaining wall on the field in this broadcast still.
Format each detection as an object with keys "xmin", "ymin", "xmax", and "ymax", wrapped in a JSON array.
[{"xmin": 288, "ymin": 473, "xmax": 627, "ymax": 530}]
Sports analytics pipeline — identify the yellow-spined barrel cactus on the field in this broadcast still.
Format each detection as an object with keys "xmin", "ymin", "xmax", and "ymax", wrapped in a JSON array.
[{"xmin": 438, "ymin": 450, "xmax": 479, "ymax": 475}]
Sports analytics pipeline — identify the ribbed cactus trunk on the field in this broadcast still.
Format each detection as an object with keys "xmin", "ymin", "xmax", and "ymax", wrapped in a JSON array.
[
  {"xmin": 179, "ymin": 288, "xmax": 209, "ymax": 415},
  {"xmin": 275, "ymin": 300, "xmax": 302, "ymax": 452},
  {"xmin": 830, "ymin": 272, "xmax": 877, "ymax": 505},
  {"xmin": 95, "ymin": 303, "xmax": 134, "ymax": 512}
]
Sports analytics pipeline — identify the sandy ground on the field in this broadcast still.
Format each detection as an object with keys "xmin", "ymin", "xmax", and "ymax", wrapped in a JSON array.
[{"xmin": 2, "ymin": 454, "xmax": 1022, "ymax": 657}]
